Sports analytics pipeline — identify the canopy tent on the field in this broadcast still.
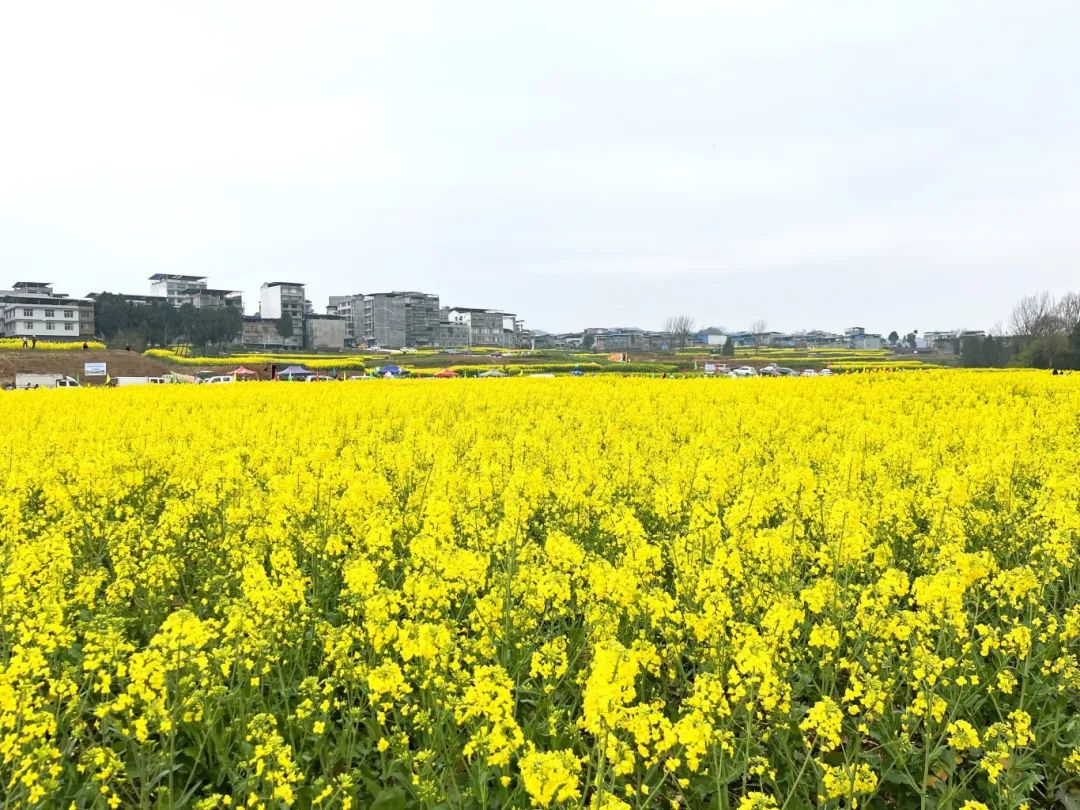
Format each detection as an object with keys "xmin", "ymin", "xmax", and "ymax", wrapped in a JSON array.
[
  {"xmin": 278, "ymin": 365, "xmax": 313, "ymax": 379},
  {"xmin": 377, "ymin": 364, "xmax": 403, "ymax": 376},
  {"xmin": 232, "ymin": 366, "xmax": 258, "ymax": 376},
  {"xmin": 479, "ymin": 368, "xmax": 507, "ymax": 377},
  {"xmin": 434, "ymin": 369, "xmax": 459, "ymax": 378}
]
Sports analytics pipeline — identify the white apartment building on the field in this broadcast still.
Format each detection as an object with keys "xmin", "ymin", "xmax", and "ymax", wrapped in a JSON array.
[
  {"xmin": 149, "ymin": 274, "xmax": 208, "ymax": 306},
  {"xmin": 0, "ymin": 282, "xmax": 95, "ymax": 339},
  {"xmin": 259, "ymin": 282, "xmax": 306, "ymax": 349}
]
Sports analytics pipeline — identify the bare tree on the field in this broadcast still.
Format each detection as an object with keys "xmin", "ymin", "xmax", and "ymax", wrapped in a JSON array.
[
  {"xmin": 1057, "ymin": 291, "xmax": 1080, "ymax": 334},
  {"xmin": 748, "ymin": 319, "xmax": 768, "ymax": 345},
  {"xmin": 1010, "ymin": 292, "xmax": 1058, "ymax": 337},
  {"xmin": 663, "ymin": 315, "xmax": 695, "ymax": 348}
]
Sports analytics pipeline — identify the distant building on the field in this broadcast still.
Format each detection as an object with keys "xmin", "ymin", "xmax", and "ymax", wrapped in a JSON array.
[
  {"xmin": 691, "ymin": 329, "xmax": 728, "ymax": 347},
  {"xmin": 799, "ymin": 330, "xmax": 847, "ymax": 348},
  {"xmin": 177, "ymin": 288, "xmax": 244, "ymax": 311},
  {"xmin": 327, "ymin": 295, "xmax": 363, "ymax": 345},
  {"xmin": 0, "ymin": 282, "xmax": 96, "ymax": 339},
  {"xmin": 357, "ymin": 292, "xmax": 439, "ymax": 348},
  {"xmin": 149, "ymin": 274, "xmax": 207, "ymax": 306},
  {"xmin": 436, "ymin": 319, "xmax": 470, "ymax": 347},
  {"xmin": 725, "ymin": 331, "xmax": 758, "ymax": 348},
  {"xmin": 306, "ymin": 314, "xmax": 347, "ymax": 351},
  {"xmin": 850, "ymin": 333, "xmax": 883, "ymax": 350},
  {"xmin": 260, "ymin": 282, "xmax": 306, "ymax": 349},
  {"xmin": 844, "ymin": 326, "xmax": 866, "ymax": 338},
  {"xmin": 444, "ymin": 307, "xmax": 519, "ymax": 347},
  {"xmin": 240, "ymin": 316, "xmax": 287, "ymax": 349},
  {"xmin": 588, "ymin": 327, "xmax": 669, "ymax": 352},
  {"xmin": 919, "ymin": 329, "xmax": 986, "ymax": 354}
]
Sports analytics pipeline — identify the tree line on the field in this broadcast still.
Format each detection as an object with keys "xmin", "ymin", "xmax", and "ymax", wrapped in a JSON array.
[
  {"xmin": 961, "ymin": 290, "xmax": 1080, "ymax": 369},
  {"xmin": 93, "ymin": 294, "xmax": 244, "ymax": 349}
]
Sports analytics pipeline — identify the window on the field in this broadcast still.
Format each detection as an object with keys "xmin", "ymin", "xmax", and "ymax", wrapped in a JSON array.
[
  {"xmin": 24, "ymin": 321, "xmax": 33, "ymax": 329},
  {"xmin": 46, "ymin": 322, "xmax": 55, "ymax": 331},
  {"xmin": 44, "ymin": 309, "xmax": 54, "ymax": 318},
  {"xmin": 64, "ymin": 309, "xmax": 74, "ymax": 318},
  {"xmin": 23, "ymin": 308, "xmax": 33, "ymax": 317},
  {"xmin": 65, "ymin": 323, "xmax": 75, "ymax": 331}
]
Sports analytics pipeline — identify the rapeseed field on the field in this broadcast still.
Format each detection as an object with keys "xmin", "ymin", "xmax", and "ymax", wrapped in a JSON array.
[{"xmin": 1, "ymin": 373, "xmax": 1078, "ymax": 809}]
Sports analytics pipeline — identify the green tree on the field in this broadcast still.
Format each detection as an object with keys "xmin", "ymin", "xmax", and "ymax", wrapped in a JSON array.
[
  {"xmin": 276, "ymin": 314, "xmax": 295, "ymax": 340},
  {"xmin": 721, "ymin": 337, "xmax": 735, "ymax": 357},
  {"xmin": 1069, "ymin": 320, "xmax": 1080, "ymax": 369},
  {"xmin": 887, "ymin": 330, "xmax": 899, "ymax": 344}
]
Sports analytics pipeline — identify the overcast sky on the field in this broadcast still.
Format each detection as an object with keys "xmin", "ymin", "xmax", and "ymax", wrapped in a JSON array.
[{"xmin": 2, "ymin": 2, "xmax": 1078, "ymax": 333}]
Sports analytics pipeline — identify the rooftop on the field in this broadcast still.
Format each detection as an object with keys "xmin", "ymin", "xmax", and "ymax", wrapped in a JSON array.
[
  {"xmin": 180, "ymin": 287, "xmax": 241, "ymax": 295},
  {"xmin": 149, "ymin": 273, "xmax": 206, "ymax": 282}
]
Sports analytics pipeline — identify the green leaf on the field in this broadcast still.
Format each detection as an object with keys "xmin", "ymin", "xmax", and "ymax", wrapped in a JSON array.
[
  {"xmin": 1057, "ymin": 787, "xmax": 1080, "ymax": 810},
  {"xmin": 881, "ymin": 768, "xmax": 918, "ymax": 789},
  {"xmin": 370, "ymin": 786, "xmax": 407, "ymax": 810}
]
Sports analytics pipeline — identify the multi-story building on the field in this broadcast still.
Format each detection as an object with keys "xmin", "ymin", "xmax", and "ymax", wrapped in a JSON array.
[
  {"xmin": 443, "ymin": 307, "xmax": 518, "ymax": 348},
  {"xmin": 361, "ymin": 291, "xmax": 439, "ymax": 348},
  {"xmin": 259, "ymin": 282, "xmax": 305, "ymax": 349},
  {"xmin": 177, "ymin": 288, "xmax": 244, "ymax": 311},
  {"xmin": 436, "ymin": 319, "xmax": 470, "ymax": 347},
  {"xmin": 327, "ymin": 294, "xmax": 364, "ymax": 346},
  {"xmin": 306, "ymin": 314, "xmax": 347, "ymax": 351},
  {"xmin": 240, "ymin": 316, "xmax": 287, "ymax": 349},
  {"xmin": 0, "ymin": 282, "xmax": 96, "ymax": 339},
  {"xmin": 149, "ymin": 274, "xmax": 207, "ymax": 306}
]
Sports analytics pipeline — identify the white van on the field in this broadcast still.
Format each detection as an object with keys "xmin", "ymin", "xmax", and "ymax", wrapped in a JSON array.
[
  {"xmin": 203, "ymin": 375, "xmax": 236, "ymax": 384},
  {"xmin": 109, "ymin": 376, "xmax": 168, "ymax": 387}
]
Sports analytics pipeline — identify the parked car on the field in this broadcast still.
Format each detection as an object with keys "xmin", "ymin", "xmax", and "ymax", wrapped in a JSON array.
[
  {"xmin": 758, "ymin": 365, "xmax": 780, "ymax": 377},
  {"xmin": 204, "ymin": 375, "xmax": 236, "ymax": 384},
  {"xmin": 819, "ymin": 368, "xmax": 834, "ymax": 376},
  {"xmin": 801, "ymin": 369, "xmax": 818, "ymax": 377},
  {"xmin": 777, "ymin": 367, "xmax": 800, "ymax": 377},
  {"xmin": 731, "ymin": 366, "xmax": 758, "ymax": 377}
]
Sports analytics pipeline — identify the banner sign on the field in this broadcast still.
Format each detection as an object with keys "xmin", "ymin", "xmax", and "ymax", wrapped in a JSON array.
[{"xmin": 84, "ymin": 362, "xmax": 107, "ymax": 376}]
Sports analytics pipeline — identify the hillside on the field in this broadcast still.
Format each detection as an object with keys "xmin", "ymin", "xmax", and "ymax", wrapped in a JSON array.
[{"xmin": 0, "ymin": 350, "xmax": 171, "ymax": 386}]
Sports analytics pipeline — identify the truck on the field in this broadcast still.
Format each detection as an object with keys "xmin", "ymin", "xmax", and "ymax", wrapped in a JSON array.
[
  {"xmin": 108, "ymin": 376, "xmax": 168, "ymax": 387},
  {"xmin": 13, "ymin": 373, "xmax": 81, "ymax": 389}
]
